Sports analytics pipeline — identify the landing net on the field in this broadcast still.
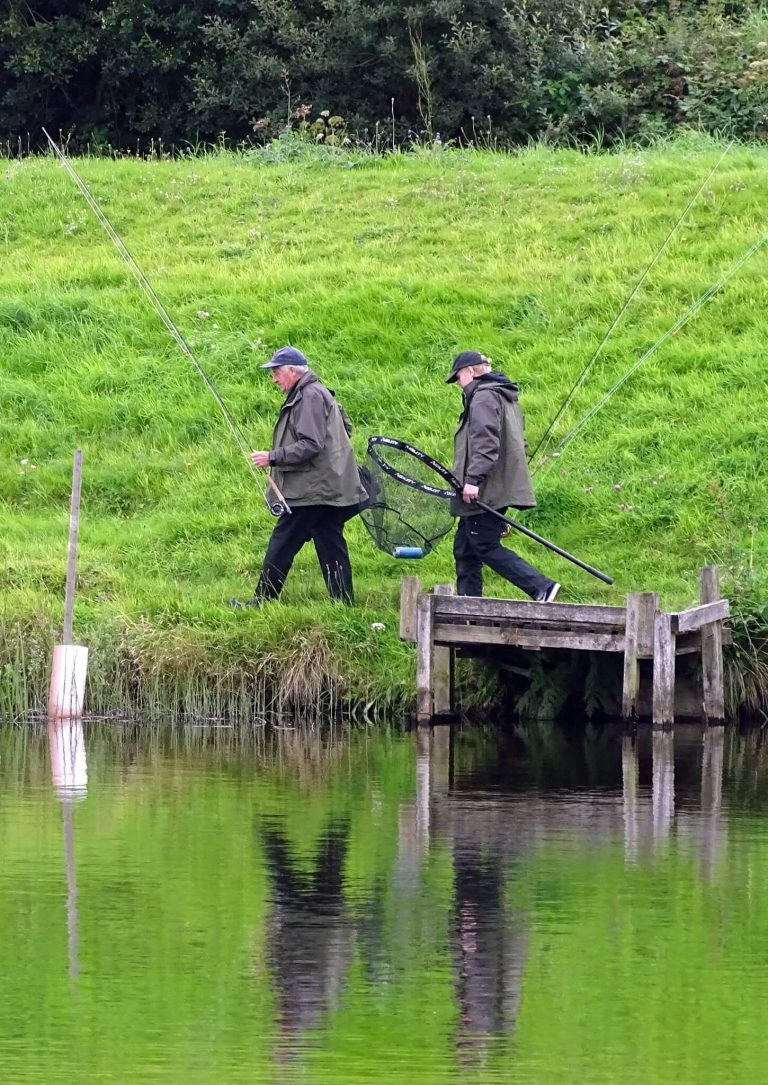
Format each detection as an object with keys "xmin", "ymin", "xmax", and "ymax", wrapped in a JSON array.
[{"xmin": 359, "ymin": 436, "xmax": 456, "ymax": 558}]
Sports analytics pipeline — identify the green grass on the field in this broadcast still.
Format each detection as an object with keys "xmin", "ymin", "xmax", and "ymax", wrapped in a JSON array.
[{"xmin": 1, "ymin": 134, "xmax": 766, "ymax": 716}]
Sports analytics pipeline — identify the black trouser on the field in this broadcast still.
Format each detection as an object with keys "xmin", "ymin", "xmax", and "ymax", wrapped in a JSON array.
[
  {"xmin": 453, "ymin": 509, "xmax": 553, "ymax": 598},
  {"xmin": 255, "ymin": 505, "xmax": 354, "ymax": 604}
]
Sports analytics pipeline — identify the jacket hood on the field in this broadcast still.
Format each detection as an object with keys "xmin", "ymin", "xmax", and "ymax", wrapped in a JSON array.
[{"xmin": 463, "ymin": 371, "xmax": 519, "ymax": 405}]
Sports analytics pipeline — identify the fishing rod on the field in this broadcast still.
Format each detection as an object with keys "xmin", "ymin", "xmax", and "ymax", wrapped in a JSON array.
[
  {"xmin": 42, "ymin": 128, "xmax": 289, "ymax": 515},
  {"xmin": 533, "ymin": 227, "xmax": 768, "ymax": 469},
  {"xmin": 528, "ymin": 142, "xmax": 733, "ymax": 467}
]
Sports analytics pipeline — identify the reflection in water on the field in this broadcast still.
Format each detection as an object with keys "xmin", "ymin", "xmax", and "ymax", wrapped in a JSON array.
[
  {"xmin": 622, "ymin": 735, "xmax": 639, "ymax": 861},
  {"xmin": 652, "ymin": 730, "xmax": 675, "ymax": 849},
  {"xmin": 47, "ymin": 718, "xmax": 88, "ymax": 981},
  {"xmin": 451, "ymin": 849, "xmax": 528, "ymax": 1064},
  {"xmin": 0, "ymin": 718, "xmax": 755, "ymax": 1084},
  {"xmin": 260, "ymin": 820, "xmax": 354, "ymax": 1058},
  {"xmin": 700, "ymin": 726, "xmax": 726, "ymax": 880}
]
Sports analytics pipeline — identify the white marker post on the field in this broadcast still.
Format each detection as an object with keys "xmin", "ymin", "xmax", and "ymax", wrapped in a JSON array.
[{"xmin": 48, "ymin": 450, "xmax": 89, "ymax": 719}]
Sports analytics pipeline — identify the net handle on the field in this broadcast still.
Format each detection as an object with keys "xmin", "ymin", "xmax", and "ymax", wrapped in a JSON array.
[{"xmin": 367, "ymin": 436, "xmax": 614, "ymax": 585}]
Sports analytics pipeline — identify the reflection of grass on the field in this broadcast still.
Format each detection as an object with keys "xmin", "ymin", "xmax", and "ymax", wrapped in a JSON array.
[
  {"xmin": 0, "ymin": 724, "xmax": 430, "ymax": 1083},
  {"xmin": 2, "ymin": 138, "xmax": 767, "ymax": 715}
]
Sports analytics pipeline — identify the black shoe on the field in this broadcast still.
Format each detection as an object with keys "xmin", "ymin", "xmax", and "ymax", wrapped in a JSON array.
[
  {"xmin": 534, "ymin": 582, "xmax": 560, "ymax": 603},
  {"xmin": 229, "ymin": 597, "xmax": 261, "ymax": 610}
]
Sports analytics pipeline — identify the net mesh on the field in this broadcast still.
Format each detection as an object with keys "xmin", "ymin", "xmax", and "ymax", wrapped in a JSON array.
[{"xmin": 359, "ymin": 440, "xmax": 455, "ymax": 557}]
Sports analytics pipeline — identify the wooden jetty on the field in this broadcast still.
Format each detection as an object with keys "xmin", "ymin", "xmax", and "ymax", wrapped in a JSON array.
[{"xmin": 400, "ymin": 565, "xmax": 730, "ymax": 728}]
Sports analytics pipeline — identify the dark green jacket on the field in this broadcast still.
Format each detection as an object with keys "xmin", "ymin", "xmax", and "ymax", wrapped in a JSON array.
[
  {"xmin": 268, "ymin": 371, "xmax": 367, "ymax": 508},
  {"xmin": 451, "ymin": 372, "xmax": 536, "ymax": 516}
]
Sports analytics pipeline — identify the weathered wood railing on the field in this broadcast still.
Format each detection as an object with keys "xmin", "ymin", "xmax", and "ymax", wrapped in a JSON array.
[{"xmin": 400, "ymin": 565, "xmax": 730, "ymax": 728}]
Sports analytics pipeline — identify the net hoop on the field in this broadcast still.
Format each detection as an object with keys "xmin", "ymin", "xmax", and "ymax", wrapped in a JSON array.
[{"xmin": 366, "ymin": 436, "xmax": 457, "ymax": 499}]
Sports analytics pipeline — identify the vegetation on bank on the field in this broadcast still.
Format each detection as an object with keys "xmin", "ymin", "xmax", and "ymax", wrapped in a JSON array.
[
  {"xmin": 3, "ymin": 1, "xmax": 768, "ymax": 151},
  {"xmin": 1, "ymin": 135, "xmax": 766, "ymax": 717}
]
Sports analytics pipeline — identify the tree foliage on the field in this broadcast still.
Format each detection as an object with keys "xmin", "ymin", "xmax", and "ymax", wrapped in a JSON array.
[{"xmin": 1, "ymin": 0, "xmax": 768, "ymax": 148}]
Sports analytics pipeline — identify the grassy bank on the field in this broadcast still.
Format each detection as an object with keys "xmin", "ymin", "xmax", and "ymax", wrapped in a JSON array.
[{"xmin": 1, "ymin": 135, "xmax": 766, "ymax": 717}]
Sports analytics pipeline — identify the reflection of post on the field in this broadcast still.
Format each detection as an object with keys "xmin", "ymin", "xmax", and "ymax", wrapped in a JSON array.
[
  {"xmin": 415, "ymin": 728, "xmax": 431, "ymax": 851},
  {"xmin": 622, "ymin": 735, "xmax": 639, "ymax": 862},
  {"xmin": 48, "ymin": 718, "xmax": 88, "ymax": 981},
  {"xmin": 652, "ymin": 730, "xmax": 675, "ymax": 848},
  {"xmin": 700, "ymin": 726, "xmax": 725, "ymax": 879},
  {"xmin": 397, "ymin": 725, "xmax": 452, "ymax": 889}
]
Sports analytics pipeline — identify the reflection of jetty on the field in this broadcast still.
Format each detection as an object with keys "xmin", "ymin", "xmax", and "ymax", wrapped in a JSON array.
[
  {"xmin": 396, "ymin": 722, "xmax": 727, "ymax": 1057},
  {"xmin": 401, "ymin": 565, "xmax": 730, "ymax": 727},
  {"xmin": 409, "ymin": 723, "xmax": 727, "ymax": 872}
]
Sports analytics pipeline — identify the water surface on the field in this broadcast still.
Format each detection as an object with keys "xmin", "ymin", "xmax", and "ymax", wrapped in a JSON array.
[{"xmin": 2, "ymin": 719, "xmax": 767, "ymax": 1083}]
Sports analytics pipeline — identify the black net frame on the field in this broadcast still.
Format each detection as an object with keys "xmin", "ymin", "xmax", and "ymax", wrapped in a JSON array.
[
  {"xmin": 367, "ymin": 436, "xmax": 457, "ymax": 499},
  {"xmin": 359, "ymin": 436, "xmax": 459, "ymax": 557}
]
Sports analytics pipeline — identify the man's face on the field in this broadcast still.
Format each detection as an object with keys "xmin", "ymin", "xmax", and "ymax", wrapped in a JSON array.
[
  {"xmin": 271, "ymin": 366, "xmax": 300, "ymax": 393},
  {"xmin": 457, "ymin": 366, "xmax": 475, "ymax": 389}
]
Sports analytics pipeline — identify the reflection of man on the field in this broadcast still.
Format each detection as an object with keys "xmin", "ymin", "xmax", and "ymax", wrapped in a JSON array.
[
  {"xmin": 451, "ymin": 850, "xmax": 528, "ymax": 1060},
  {"xmin": 260, "ymin": 821, "xmax": 354, "ymax": 1051}
]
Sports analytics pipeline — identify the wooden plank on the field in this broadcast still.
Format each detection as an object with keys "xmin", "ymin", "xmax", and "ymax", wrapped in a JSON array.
[
  {"xmin": 432, "ymin": 595, "xmax": 627, "ymax": 627},
  {"xmin": 63, "ymin": 450, "xmax": 84, "ymax": 645},
  {"xmin": 652, "ymin": 612, "xmax": 676, "ymax": 728},
  {"xmin": 432, "ymin": 584, "xmax": 454, "ymax": 715},
  {"xmin": 434, "ymin": 625, "xmax": 626, "ymax": 652},
  {"xmin": 699, "ymin": 566, "xmax": 725, "ymax": 723},
  {"xmin": 673, "ymin": 599, "xmax": 730, "ymax": 634},
  {"xmin": 399, "ymin": 576, "xmax": 421, "ymax": 642},
  {"xmin": 416, "ymin": 593, "xmax": 434, "ymax": 724}
]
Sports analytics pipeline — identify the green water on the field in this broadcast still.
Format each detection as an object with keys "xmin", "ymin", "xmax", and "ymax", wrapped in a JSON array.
[{"xmin": 2, "ymin": 719, "xmax": 768, "ymax": 1084}]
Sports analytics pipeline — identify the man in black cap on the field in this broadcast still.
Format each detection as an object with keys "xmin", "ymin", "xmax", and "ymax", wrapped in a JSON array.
[
  {"xmin": 231, "ymin": 346, "xmax": 367, "ymax": 607},
  {"xmin": 446, "ymin": 350, "xmax": 560, "ymax": 601}
]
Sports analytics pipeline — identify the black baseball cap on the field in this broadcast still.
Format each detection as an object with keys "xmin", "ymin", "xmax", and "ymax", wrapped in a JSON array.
[{"xmin": 445, "ymin": 350, "xmax": 490, "ymax": 383}]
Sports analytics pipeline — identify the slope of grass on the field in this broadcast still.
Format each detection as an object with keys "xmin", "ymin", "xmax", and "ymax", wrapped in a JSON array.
[{"xmin": 1, "ymin": 134, "xmax": 766, "ymax": 715}]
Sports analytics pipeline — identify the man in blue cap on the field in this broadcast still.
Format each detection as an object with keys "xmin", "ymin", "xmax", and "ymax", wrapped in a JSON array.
[
  {"xmin": 231, "ymin": 346, "xmax": 367, "ymax": 607},
  {"xmin": 447, "ymin": 350, "xmax": 560, "ymax": 602}
]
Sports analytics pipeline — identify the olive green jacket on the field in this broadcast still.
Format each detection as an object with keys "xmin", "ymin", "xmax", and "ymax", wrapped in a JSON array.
[
  {"xmin": 451, "ymin": 372, "xmax": 536, "ymax": 516},
  {"xmin": 268, "ymin": 371, "xmax": 367, "ymax": 508}
]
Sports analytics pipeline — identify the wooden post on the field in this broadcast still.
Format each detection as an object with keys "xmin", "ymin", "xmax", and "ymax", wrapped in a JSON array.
[
  {"xmin": 49, "ymin": 451, "xmax": 89, "ymax": 719},
  {"xmin": 432, "ymin": 583, "xmax": 454, "ymax": 715},
  {"xmin": 699, "ymin": 565, "xmax": 725, "ymax": 725},
  {"xmin": 416, "ymin": 592, "xmax": 434, "ymax": 724},
  {"xmin": 63, "ymin": 450, "xmax": 83, "ymax": 644},
  {"xmin": 400, "ymin": 576, "xmax": 421, "ymax": 642},
  {"xmin": 622, "ymin": 592, "xmax": 658, "ymax": 720},
  {"xmin": 652, "ymin": 611, "xmax": 676, "ymax": 728}
]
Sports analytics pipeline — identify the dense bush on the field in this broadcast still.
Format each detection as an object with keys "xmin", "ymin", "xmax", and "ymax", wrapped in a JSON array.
[{"xmin": 1, "ymin": 0, "xmax": 768, "ymax": 148}]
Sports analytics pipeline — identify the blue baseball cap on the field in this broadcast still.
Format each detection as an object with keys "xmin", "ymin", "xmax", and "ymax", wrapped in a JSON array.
[{"xmin": 260, "ymin": 345, "xmax": 308, "ymax": 369}]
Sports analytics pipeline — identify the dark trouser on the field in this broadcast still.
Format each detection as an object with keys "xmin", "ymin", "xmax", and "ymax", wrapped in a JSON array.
[
  {"xmin": 453, "ymin": 509, "xmax": 553, "ymax": 598},
  {"xmin": 255, "ymin": 505, "xmax": 355, "ymax": 604}
]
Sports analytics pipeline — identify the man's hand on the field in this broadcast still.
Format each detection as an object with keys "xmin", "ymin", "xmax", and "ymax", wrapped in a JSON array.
[
  {"xmin": 251, "ymin": 450, "xmax": 271, "ymax": 468},
  {"xmin": 462, "ymin": 483, "xmax": 480, "ymax": 504}
]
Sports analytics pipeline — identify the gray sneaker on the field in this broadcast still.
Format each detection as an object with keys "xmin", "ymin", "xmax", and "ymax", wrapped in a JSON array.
[
  {"xmin": 229, "ymin": 597, "xmax": 261, "ymax": 610},
  {"xmin": 534, "ymin": 582, "xmax": 560, "ymax": 603}
]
